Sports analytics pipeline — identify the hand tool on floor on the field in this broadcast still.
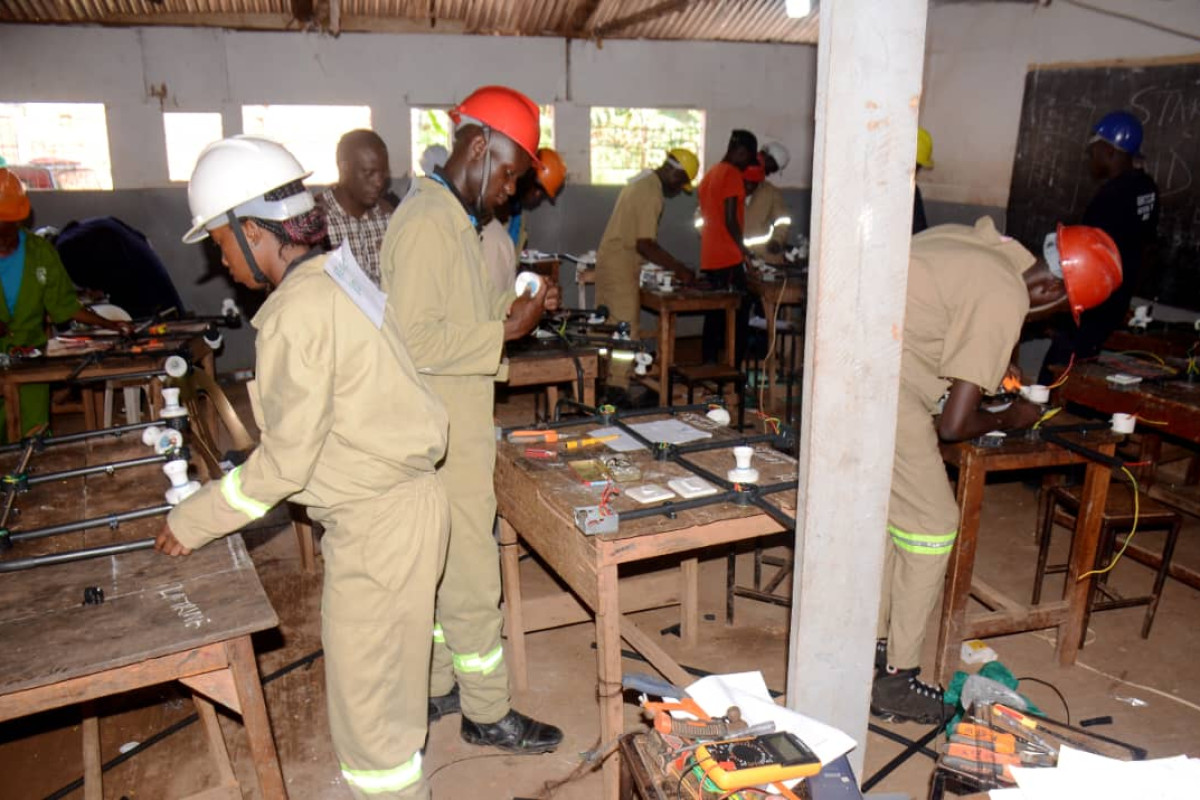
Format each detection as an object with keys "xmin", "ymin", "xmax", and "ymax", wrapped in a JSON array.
[{"xmin": 622, "ymin": 673, "xmax": 774, "ymax": 740}]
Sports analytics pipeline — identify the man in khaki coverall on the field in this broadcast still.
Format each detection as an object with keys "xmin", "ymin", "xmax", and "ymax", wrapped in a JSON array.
[
  {"xmin": 743, "ymin": 150, "xmax": 792, "ymax": 265},
  {"xmin": 380, "ymin": 86, "xmax": 563, "ymax": 753},
  {"xmin": 873, "ymin": 217, "xmax": 1123, "ymax": 724},
  {"xmin": 155, "ymin": 136, "xmax": 449, "ymax": 798},
  {"xmin": 594, "ymin": 149, "xmax": 697, "ymax": 400}
]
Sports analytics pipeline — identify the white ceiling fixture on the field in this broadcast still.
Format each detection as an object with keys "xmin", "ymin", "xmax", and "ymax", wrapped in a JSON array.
[{"xmin": 785, "ymin": 0, "xmax": 813, "ymax": 19}]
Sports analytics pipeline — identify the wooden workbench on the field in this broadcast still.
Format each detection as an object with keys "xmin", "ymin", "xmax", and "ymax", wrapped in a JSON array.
[
  {"xmin": 1052, "ymin": 360, "xmax": 1200, "ymax": 592},
  {"xmin": 495, "ymin": 412, "xmax": 796, "ymax": 800},
  {"xmin": 0, "ymin": 336, "xmax": 216, "ymax": 442},
  {"xmin": 504, "ymin": 343, "xmax": 600, "ymax": 411},
  {"xmin": 640, "ymin": 289, "xmax": 740, "ymax": 394},
  {"xmin": 936, "ymin": 426, "xmax": 1118, "ymax": 685},
  {"xmin": 0, "ymin": 534, "xmax": 286, "ymax": 798}
]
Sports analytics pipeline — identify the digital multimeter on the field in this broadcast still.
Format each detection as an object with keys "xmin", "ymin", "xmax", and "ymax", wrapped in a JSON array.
[{"xmin": 694, "ymin": 731, "xmax": 822, "ymax": 790}]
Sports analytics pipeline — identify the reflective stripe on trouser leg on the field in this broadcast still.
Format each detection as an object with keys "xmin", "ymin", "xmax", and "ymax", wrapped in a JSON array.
[
  {"xmin": 342, "ymin": 753, "xmax": 422, "ymax": 795},
  {"xmin": 885, "ymin": 524, "xmax": 957, "ymax": 670},
  {"xmin": 433, "ymin": 431, "xmax": 510, "ymax": 724},
  {"xmin": 322, "ymin": 476, "xmax": 448, "ymax": 800}
]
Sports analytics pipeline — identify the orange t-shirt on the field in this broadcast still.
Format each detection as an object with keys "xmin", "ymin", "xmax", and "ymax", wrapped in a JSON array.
[{"xmin": 698, "ymin": 161, "xmax": 746, "ymax": 271}]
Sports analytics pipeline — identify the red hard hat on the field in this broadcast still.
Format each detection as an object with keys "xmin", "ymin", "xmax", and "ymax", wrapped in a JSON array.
[
  {"xmin": 0, "ymin": 169, "xmax": 31, "ymax": 223},
  {"xmin": 1057, "ymin": 223, "xmax": 1123, "ymax": 324},
  {"xmin": 536, "ymin": 148, "xmax": 566, "ymax": 199},
  {"xmin": 744, "ymin": 164, "xmax": 766, "ymax": 183},
  {"xmin": 450, "ymin": 86, "xmax": 542, "ymax": 164}
]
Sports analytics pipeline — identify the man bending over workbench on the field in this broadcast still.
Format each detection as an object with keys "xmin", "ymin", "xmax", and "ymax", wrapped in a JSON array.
[{"xmin": 873, "ymin": 217, "xmax": 1122, "ymax": 724}]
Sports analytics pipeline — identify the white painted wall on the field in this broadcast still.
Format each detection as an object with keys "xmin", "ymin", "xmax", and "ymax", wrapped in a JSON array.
[
  {"xmin": 921, "ymin": 0, "xmax": 1200, "ymax": 209},
  {"xmin": 0, "ymin": 25, "xmax": 817, "ymax": 188}
]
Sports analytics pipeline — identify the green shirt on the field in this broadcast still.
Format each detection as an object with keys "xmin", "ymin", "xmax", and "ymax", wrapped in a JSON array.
[{"xmin": 1, "ymin": 231, "xmax": 80, "ymax": 350}]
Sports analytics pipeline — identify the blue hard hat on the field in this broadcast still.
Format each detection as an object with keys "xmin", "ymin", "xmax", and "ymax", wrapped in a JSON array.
[{"xmin": 1089, "ymin": 111, "xmax": 1143, "ymax": 155}]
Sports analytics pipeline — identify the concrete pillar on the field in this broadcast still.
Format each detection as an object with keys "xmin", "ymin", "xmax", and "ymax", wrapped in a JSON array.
[{"xmin": 787, "ymin": 0, "xmax": 928, "ymax": 779}]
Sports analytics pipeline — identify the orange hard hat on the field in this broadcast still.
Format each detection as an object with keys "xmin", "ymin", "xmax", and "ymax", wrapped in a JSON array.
[
  {"xmin": 451, "ymin": 86, "xmax": 542, "ymax": 164},
  {"xmin": 0, "ymin": 169, "xmax": 31, "ymax": 223},
  {"xmin": 1057, "ymin": 223, "xmax": 1123, "ymax": 324},
  {"xmin": 535, "ymin": 148, "xmax": 566, "ymax": 200}
]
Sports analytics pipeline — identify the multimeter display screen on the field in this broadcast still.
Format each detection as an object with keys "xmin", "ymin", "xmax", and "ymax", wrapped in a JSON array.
[{"xmin": 762, "ymin": 733, "xmax": 819, "ymax": 766}]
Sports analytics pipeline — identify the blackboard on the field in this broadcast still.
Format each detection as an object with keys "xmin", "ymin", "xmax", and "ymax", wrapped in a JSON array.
[{"xmin": 1005, "ymin": 58, "xmax": 1200, "ymax": 311}]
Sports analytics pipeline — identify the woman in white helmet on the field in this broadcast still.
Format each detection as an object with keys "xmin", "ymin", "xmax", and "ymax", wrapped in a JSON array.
[{"xmin": 155, "ymin": 135, "xmax": 451, "ymax": 799}]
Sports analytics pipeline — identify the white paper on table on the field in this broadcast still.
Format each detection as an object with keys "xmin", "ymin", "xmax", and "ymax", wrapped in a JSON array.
[
  {"xmin": 987, "ymin": 789, "xmax": 1027, "ymax": 800},
  {"xmin": 588, "ymin": 420, "xmax": 713, "ymax": 452},
  {"xmin": 683, "ymin": 671, "xmax": 857, "ymax": 776},
  {"xmin": 1011, "ymin": 746, "xmax": 1200, "ymax": 800}
]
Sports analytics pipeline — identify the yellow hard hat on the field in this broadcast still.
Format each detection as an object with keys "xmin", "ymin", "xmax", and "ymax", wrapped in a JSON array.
[
  {"xmin": 667, "ymin": 148, "xmax": 700, "ymax": 191},
  {"xmin": 916, "ymin": 127, "xmax": 934, "ymax": 169}
]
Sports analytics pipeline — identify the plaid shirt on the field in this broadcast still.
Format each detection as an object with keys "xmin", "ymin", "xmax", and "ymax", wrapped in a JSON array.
[{"xmin": 317, "ymin": 188, "xmax": 391, "ymax": 286}]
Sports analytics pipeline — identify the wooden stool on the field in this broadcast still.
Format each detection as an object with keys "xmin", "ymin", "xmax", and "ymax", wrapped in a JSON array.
[
  {"xmin": 725, "ymin": 539, "xmax": 792, "ymax": 623},
  {"xmin": 1033, "ymin": 483, "xmax": 1183, "ymax": 640},
  {"xmin": 666, "ymin": 364, "xmax": 746, "ymax": 430}
]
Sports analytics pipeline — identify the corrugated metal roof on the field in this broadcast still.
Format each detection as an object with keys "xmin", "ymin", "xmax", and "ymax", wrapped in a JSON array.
[{"xmin": 0, "ymin": 0, "xmax": 821, "ymax": 44}]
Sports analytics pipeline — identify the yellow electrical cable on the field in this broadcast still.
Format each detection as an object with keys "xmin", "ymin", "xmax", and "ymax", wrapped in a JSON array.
[
  {"xmin": 1079, "ymin": 466, "xmax": 1139, "ymax": 581},
  {"xmin": 1032, "ymin": 407, "xmax": 1062, "ymax": 429},
  {"xmin": 756, "ymin": 274, "xmax": 788, "ymax": 420}
]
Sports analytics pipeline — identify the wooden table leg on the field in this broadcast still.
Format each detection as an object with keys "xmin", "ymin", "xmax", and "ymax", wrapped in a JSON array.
[
  {"xmin": 82, "ymin": 705, "xmax": 102, "ymax": 800},
  {"xmin": 936, "ymin": 450, "xmax": 986, "ymax": 686},
  {"xmin": 724, "ymin": 302, "xmax": 737, "ymax": 369},
  {"xmin": 498, "ymin": 517, "xmax": 529, "ymax": 692},
  {"xmin": 656, "ymin": 312, "xmax": 674, "ymax": 396},
  {"xmin": 1057, "ymin": 458, "xmax": 1113, "ymax": 665},
  {"xmin": 680, "ymin": 557, "xmax": 699, "ymax": 648},
  {"xmin": 765, "ymin": 298, "xmax": 780, "ymax": 408},
  {"xmin": 5, "ymin": 380, "xmax": 22, "ymax": 442},
  {"xmin": 194, "ymin": 693, "xmax": 240, "ymax": 790},
  {"xmin": 546, "ymin": 386, "xmax": 560, "ymax": 420},
  {"xmin": 225, "ymin": 635, "xmax": 287, "ymax": 800},
  {"xmin": 596, "ymin": 563, "xmax": 624, "ymax": 800}
]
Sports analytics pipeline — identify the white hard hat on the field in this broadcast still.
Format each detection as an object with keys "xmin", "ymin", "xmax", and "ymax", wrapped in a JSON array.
[
  {"xmin": 762, "ymin": 141, "xmax": 790, "ymax": 172},
  {"xmin": 182, "ymin": 136, "xmax": 314, "ymax": 244},
  {"xmin": 419, "ymin": 144, "xmax": 449, "ymax": 176}
]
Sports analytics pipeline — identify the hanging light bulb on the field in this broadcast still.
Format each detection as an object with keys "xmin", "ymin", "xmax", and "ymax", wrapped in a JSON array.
[{"xmin": 786, "ymin": 0, "xmax": 813, "ymax": 19}]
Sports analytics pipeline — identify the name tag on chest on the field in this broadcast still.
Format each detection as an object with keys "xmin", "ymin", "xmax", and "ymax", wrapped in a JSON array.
[{"xmin": 324, "ymin": 240, "xmax": 386, "ymax": 329}]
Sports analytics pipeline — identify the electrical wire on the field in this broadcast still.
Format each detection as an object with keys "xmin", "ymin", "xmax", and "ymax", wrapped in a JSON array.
[
  {"xmin": 676, "ymin": 754, "xmax": 697, "ymax": 800},
  {"xmin": 1046, "ymin": 353, "xmax": 1074, "ymax": 389},
  {"xmin": 1059, "ymin": 0, "xmax": 1200, "ymax": 44},
  {"xmin": 1080, "ymin": 466, "xmax": 1139, "ymax": 580},
  {"xmin": 426, "ymin": 751, "xmax": 541, "ymax": 783},
  {"xmin": 1015, "ymin": 676, "xmax": 1072, "ymax": 726}
]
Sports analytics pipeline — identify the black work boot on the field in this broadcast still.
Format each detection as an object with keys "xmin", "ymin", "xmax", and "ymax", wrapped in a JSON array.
[
  {"xmin": 461, "ymin": 709, "xmax": 563, "ymax": 754},
  {"xmin": 875, "ymin": 639, "xmax": 888, "ymax": 676},
  {"xmin": 870, "ymin": 667, "xmax": 953, "ymax": 725},
  {"xmin": 428, "ymin": 685, "xmax": 461, "ymax": 723}
]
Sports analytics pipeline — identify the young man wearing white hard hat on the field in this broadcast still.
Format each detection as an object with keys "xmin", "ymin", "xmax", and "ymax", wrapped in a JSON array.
[
  {"xmin": 156, "ymin": 135, "xmax": 451, "ymax": 799},
  {"xmin": 873, "ymin": 217, "xmax": 1122, "ymax": 725},
  {"xmin": 380, "ymin": 86, "xmax": 563, "ymax": 754},
  {"xmin": 743, "ymin": 142, "xmax": 793, "ymax": 265}
]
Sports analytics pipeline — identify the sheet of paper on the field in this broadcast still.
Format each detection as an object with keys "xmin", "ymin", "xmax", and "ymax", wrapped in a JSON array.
[
  {"xmin": 587, "ymin": 420, "xmax": 713, "ymax": 452},
  {"xmin": 1010, "ymin": 746, "xmax": 1200, "ymax": 800},
  {"xmin": 325, "ymin": 240, "xmax": 387, "ymax": 329},
  {"xmin": 684, "ymin": 671, "xmax": 857, "ymax": 770}
]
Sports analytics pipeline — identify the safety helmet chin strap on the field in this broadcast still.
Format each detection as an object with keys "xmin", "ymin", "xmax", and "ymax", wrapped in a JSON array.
[{"xmin": 226, "ymin": 210, "xmax": 271, "ymax": 286}]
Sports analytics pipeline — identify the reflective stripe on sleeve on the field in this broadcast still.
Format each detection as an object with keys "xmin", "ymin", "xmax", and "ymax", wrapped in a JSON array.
[
  {"xmin": 888, "ymin": 525, "xmax": 957, "ymax": 556},
  {"xmin": 432, "ymin": 624, "xmax": 445, "ymax": 644},
  {"xmin": 452, "ymin": 644, "xmax": 504, "ymax": 676},
  {"xmin": 341, "ymin": 752, "xmax": 422, "ymax": 794},
  {"xmin": 220, "ymin": 465, "xmax": 270, "ymax": 520}
]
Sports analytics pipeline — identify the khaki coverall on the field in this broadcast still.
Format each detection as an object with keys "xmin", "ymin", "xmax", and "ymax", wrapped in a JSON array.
[
  {"xmin": 594, "ymin": 173, "xmax": 664, "ymax": 388},
  {"xmin": 380, "ymin": 176, "xmax": 517, "ymax": 724},
  {"xmin": 168, "ymin": 254, "xmax": 449, "ymax": 799},
  {"xmin": 744, "ymin": 181, "xmax": 791, "ymax": 265},
  {"xmin": 880, "ymin": 218, "xmax": 1034, "ymax": 669}
]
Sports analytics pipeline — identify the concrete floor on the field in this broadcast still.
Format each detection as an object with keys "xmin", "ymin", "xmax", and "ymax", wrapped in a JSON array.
[{"xmin": 2, "ymin": 383, "xmax": 1199, "ymax": 799}]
